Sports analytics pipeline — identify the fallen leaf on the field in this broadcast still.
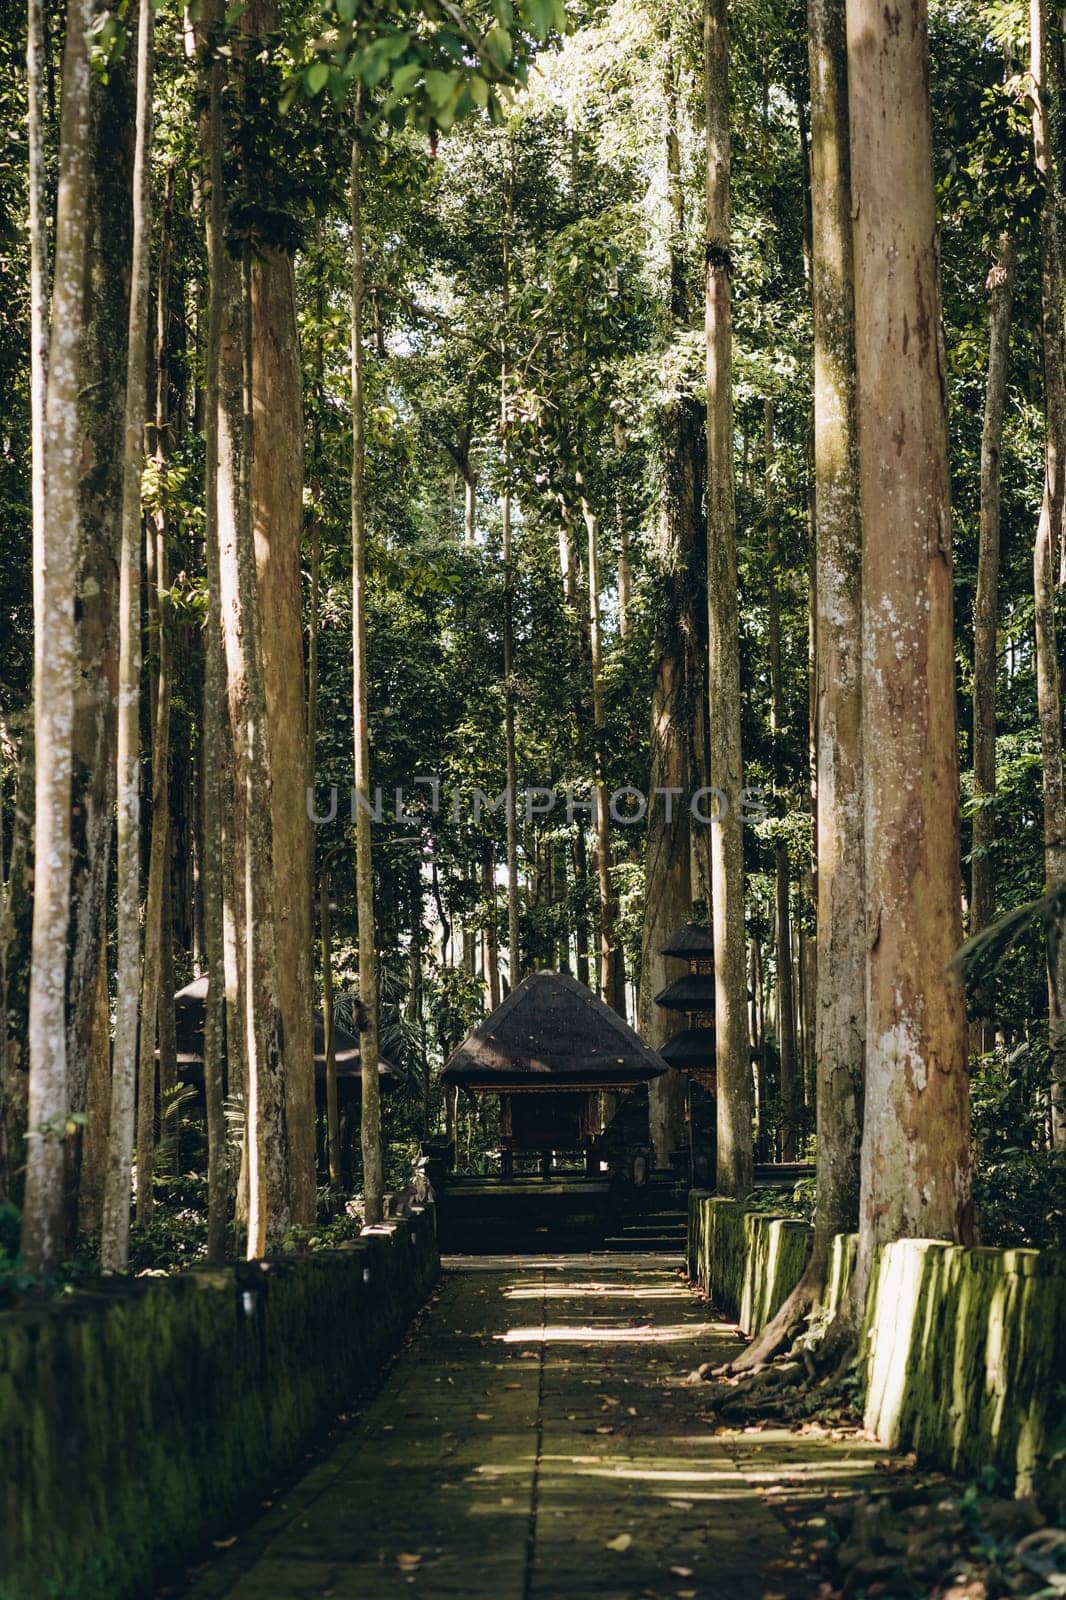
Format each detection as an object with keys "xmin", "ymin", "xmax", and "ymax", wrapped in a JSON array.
[
  {"xmin": 211, "ymin": 1537, "xmax": 237, "ymax": 1550},
  {"xmin": 476, "ymin": 1413, "xmax": 494, "ymax": 1421},
  {"xmin": 606, "ymin": 1533, "xmax": 633, "ymax": 1552},
  {"xmin": 395, "ymin": 1553, "xmax": 422, "ymax": 1572},
  {"xmin": 669, "ymin": 1566, "xmax": 694, "ymax": 1578}
]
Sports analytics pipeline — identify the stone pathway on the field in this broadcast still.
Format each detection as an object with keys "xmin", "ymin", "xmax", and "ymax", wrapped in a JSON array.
[{"xmin": 180, "ymin": 1254, "xmax": 895, "ymax": 1600}]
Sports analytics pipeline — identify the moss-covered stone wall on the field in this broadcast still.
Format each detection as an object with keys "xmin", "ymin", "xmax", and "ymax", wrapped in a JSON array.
[
  {"xmin": 0, "ymin": 1208, "xmax": 439, "ymax": 1600},
  {"xmin": 686, "ymin": 1192, "xmax": 812, "ymax": 1335},
  {"xmin": 862, "ymin": 1238, "xmax": 1066, "ymax": 1502},
  {"xmin": 687, "ymin": 1192, "xmax": 1065, "ymax": 1502}
]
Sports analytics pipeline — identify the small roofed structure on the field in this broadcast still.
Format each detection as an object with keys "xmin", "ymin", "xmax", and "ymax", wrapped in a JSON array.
[
  {"xmin": 654, "ymin": 972, "xmax": 717, "ymax": 1012},
  {"xmin": 658, "ymin": 921, "xmax": 714, "ymax": 961},
  {"xmin": 172, "ymin": 976, "xmax": 400, "ymax": 1087},
  {"xmin": 442, "ymin": 970, "xmax": 667, "ymax": 1178}
]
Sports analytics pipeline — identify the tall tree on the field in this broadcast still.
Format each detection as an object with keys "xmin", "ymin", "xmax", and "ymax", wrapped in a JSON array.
[
  {"xmin": 970, "ymin": 231, "xmax": 1015, "ymax": 1053},
  {"xmin": 1029, "ymin": 2, "xmax": 1066, "ymax": 1148},
  {"xmin": 100, "ymin": 0, "xmax": 153, "ymax": 1273},
  {"xmin": 246, "ymin": 0, "xmax": 317, "ymax": 1224},
  {"xmin": 135, "ymin": 168, "xmax": 176, "ymax": 1224},
  {"xmin": 351, "ymin": 119, "xmax": 385, "ymax": 1224},
  {"xmin": 732, "ymin": 0, "xmax": 865, "ymax": 1370},
  {"xmin": 704, "ymin": 0, "xmax": 752, "ymax": 1199},
  {"xmin": 764, "ymin": 400, "xmax": 799, "ymax": 1160},
  {"xmin": 639, "ymin": 20, "xmax": 700, "ymax": 1165},
  {"xmin": 23, "ymin": 0, "xmax": 97, "ymax": 1273},
  {"xmin": 199, "ymin": 0, "xmax": 232, "ymax": 1261},
  {"xmin": 66, "ymin": 14, "xmax": 135, "ymax": 1231},
  {"xmin": 846, "ymin": 0, "xmax": 973, "ymax": 1305}
]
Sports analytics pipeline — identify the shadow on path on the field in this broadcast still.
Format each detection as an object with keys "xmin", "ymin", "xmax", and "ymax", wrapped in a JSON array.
[{"xmin": 178, "ymin": 1254, "xmax": 895, "ymax": 1600}]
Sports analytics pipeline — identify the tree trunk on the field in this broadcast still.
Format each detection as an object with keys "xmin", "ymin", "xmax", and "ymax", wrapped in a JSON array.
[
  {"xmin": 77, "ymin": 923, "xmax": 110, "ymax": 1236},
  {"xmin": 245, "ymin": 42, "xmax": 316, "ymax": 1217},
  {"xmin": 501, "ymin": 173, "xmax": 522, "ymax": 991},
  {"xmin": 847, "ymin": 0, "xmax": 973, "ymax": 1310},
  {"xmin": 351, "ymin": 129, "xmax": 384, "ymax": 1224},
  {"xmin": 464, "ymin": 471, "xmax": 477, "ymax": 545},
  {"xmin": 320, "ymin": 853, "xmax": 340, "ymax": 1190},
  {"xmin": 573, "ymin": 828, "xmax": 590, "ymax": 988},
  {"xmin": 584, "ymin": 500, "xmax": 620, "ymax": 1013},
  {"xmin": 765, "ymin": 399, "xmax": 799, "ymax": 1159},
  {"xmin": 0, "ymin": 721, "xmax": 34, "ymax": 1201},
  {"xmin": 1030, "ymin": 3, "xmax": 1066, "ymax": 1149},
  {"xmin": 135, "ymin": 163, "xmax": 175, "ymax": 1225},
  {"xmin": 483, "ymin": 844, "xmax": 501, "ymax": 1010},
  {"xmin": 66, "ymin": 18, "xmax": 134, "ymax": 1216},
  {"xmin": 640, "ymin": 28, "xmax": 699, "ymax": 1165},
  {"xmin": 200, "ymin": 0, "xmax": 230, "ymax": 1261},
  {"xmin": 808, "ymin": 0, "xmax": 867, "ymax": 1268},
  {"xmin": 99, "ymin": 0, "xmax": 152, "ymax": 1274},
  {"xmin": 616, "ymin": 510, "xmax": 632, "ymax": 640},
  {"xmin": 971, "ymin": 236, "xmax": 1015, "ymax": 955},
  {"xmin": 704, "ymin": 0, "xmax": 753, "ymax": 1200}
]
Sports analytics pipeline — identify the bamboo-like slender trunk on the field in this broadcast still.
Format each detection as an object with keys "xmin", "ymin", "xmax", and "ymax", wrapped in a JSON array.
[
  {"xmin": 320, "ymin": 852, "xmax": 340, "ymax": 1190},
  {"xmin": 501, "ymin": 157, "xmax": 521, "ymax": 991},
  {"xmin": 971, "ymin": 234, "xmax": 1015, "ymax": 949},
  {"xmin": 483, "ymin": 844, "xmax": 501, "ymax": 1010},
  {"xmin": 135, "ymin": 162, "xmax": 175, "ymax": 1223},
  {"xmin": 100, "ymin": 0, "xmax": 152, "ymax": 1274},
  {"xmin": 765, "ymin": 399, "xmax": 799, "ymax": 1159},
  {"xmin": 351, "ymin": 128, "xmax": 384, "ymax": 1224},
  {"xmin": 1030, "ymin": 2, "xmax": 1066, "ymax": 1148},
  {"xmin": 573, "ymin": 828, "xmax": 590, "ymax": 988},
  {"xmin": 704, "ymin": 0, "xmax": 753, "ymax": 1200},
  {"xmin": 583, "ymin": 500, "xmax": 619, "ymax": 1013}
]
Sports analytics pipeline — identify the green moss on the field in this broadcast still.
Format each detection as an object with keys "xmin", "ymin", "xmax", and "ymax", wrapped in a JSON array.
[
  {"xmin": 688, "ymin": 1191, "xmax": 1065, "ymax": 1504},
  {"xmin": 0, "ymin": 1209, "xmax": 439, "ymax": 1600}
]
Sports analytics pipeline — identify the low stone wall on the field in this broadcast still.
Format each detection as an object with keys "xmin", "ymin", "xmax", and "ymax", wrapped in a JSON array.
[
  {"xmin": 0, "ymin": 1207, "xmax": 439, "ymax": 1600},
  {"xmin": 686, "ymin": 1193, "xmax": 813, "ymax": 1335},
  {"xmin": 687, "ymin": 1192, "xmax": 1066, "ymax": 1502},
  {"xmin": 863, "ymin": 1238, "xmax": 1066, "ymax": 1499}
]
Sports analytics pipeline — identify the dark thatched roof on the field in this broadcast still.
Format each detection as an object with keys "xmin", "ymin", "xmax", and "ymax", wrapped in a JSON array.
[
  {"xmin": 659, "ymin": 922, "xmax": 714, "ymax": 958},
  {"xmin": 654, "ymin": 973, "xmax": 716, "ymax": 1012},
  {"xmin": 172, "ymin": 977, "xmax": 399, "ymax": 1082},
  {"xmin": 441, "ymin": 970, "xmax": 668, "ymax": 1089},
  {"xmin": 659, "ymin": 1026, "xmax": 716, "ymax": 1069}
]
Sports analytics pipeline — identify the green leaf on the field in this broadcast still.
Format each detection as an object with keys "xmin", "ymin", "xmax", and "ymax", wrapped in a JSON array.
[
  {"xmin": 425, "ymin": 68, "xmax": 456, "ymax": 109},
  {"xmin": 485, "ymin": 25, "xmax": 512, "ymax": 66},
  {"xmin": 306, "ymin": 60, "xmax": 330, "ymax": 95},
  {"xmin": 519, "ymin": 0, "xmax": 553, "ymax": 40},
  {"xmin": 390, "ymin": 61, "xmax": 422, "ymax": 97},
  {"xmin": 469, "ymin": 73, "xmax": 489, "ymax": 108}
]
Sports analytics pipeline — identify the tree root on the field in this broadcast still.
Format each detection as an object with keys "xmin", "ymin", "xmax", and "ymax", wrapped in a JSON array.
[{"xmin": 696, "ymin": 1294, "xmax": 858, "ymax": 1426}]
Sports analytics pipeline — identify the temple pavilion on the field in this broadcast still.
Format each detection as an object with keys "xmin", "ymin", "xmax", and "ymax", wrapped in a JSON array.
[{"xmin": 441, "ymin": 970, "xmax": 667, "ymax": 1179}]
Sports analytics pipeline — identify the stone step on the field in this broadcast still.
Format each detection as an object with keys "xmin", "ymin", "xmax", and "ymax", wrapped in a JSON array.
[{"xmin": 602, "ymin": 1235, "xmax": 686, "ymax": 1253}]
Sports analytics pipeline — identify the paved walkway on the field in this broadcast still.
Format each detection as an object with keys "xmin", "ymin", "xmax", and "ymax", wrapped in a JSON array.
[{"xmin": 181, "ymin": 1255, "xmax": 892, "ymax": 1600}]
